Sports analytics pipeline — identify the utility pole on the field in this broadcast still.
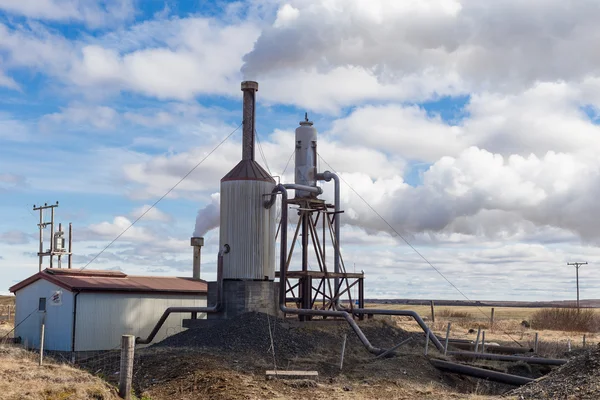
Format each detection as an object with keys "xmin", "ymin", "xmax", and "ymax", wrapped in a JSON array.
[
  {"xmin": 33, "ymin": 202, "xmax": 73, "ymax": 272},
  {"xmin": 567, "ymin": 262, "xmax": 588, "ymax": 310}
]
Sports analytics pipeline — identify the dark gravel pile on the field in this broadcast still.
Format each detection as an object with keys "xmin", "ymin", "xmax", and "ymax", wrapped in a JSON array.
[
  {"xmin": 154, "ymin": 312, "xmax": 415, "ymax": 365},
  {"xmin": 510, "ymin": 346, "xmax": 600, "ymax": 399}
]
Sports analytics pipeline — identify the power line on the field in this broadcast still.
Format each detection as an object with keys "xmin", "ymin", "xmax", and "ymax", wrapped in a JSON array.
[
  {"xmin": 255, "ymin": 129, "xmax": 272, "ymax": 175},
  {"xmin": 79, "ymin": 122, "xmax": 242, "ymax": 271},
  {"xmin": 280, "ymin": 150, "xmax": 295, "ymax": 177},
  {"xmin": 317, "ymin": 153, "xmax": 523, "ymax": 346},
  {"xmin": 1, "ymin": 306, "xmax": 38, "ymax": 341}
]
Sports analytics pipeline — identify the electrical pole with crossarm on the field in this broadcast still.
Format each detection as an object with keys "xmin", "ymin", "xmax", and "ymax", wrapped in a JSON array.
[{"xmin": 567, "ymin": 262, "xmax": 588, "ymax": 310}]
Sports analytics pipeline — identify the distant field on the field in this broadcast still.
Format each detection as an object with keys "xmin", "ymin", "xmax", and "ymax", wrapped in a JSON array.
[{"xmin": 0, "ymin": 296, "xmax": 14, "ymax": 307}]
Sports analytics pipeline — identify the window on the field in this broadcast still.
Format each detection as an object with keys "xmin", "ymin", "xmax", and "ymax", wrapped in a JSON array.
[{"xmin": 38, "ymin": 297, "xmax": 46, "ymax": 312}]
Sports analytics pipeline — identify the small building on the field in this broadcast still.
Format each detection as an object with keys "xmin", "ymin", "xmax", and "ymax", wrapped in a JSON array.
[{"xmin": 9, "ymin": 268, "xmax": 207, "ymax": 352}]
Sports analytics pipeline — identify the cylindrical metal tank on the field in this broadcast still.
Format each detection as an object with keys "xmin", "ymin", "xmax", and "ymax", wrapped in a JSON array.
[
  {"xmin": 294, "ymin": 116, "xmax": 318, "ymax": 198},
  {"xmin": 220, "ymin": 178, "xmax": 276, "ymax": 280},
  {"xmin": 219, "ymin": 80, "xmax": 276, "ymax": 280}
]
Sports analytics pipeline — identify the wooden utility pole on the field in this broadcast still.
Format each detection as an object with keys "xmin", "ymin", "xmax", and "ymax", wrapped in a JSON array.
[
  {"xmin": 567, "ymin": 262, "xmax": 588, "ymax": 310},
  {"xmin": 430, "ymin": 300, "xmax": 435, "ymax": 323}
]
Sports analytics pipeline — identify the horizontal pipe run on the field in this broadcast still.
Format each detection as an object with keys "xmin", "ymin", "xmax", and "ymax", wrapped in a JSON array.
[
  {"xmin": 430, "ymin": 359, "xmax": 534, "ymax": 386},
  {"xmin": 447, "ymin": 350, "xmax": 567, "ymax": 366},
  {"xmin": 283, "ymin": 184, "xmax": 323, "ymax": 195},
  {"xmin": 136, "ymin": 248, "xmax": 226, "ymax": 345}
]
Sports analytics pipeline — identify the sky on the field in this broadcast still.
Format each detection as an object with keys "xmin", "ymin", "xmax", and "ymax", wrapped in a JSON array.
[{"xmin": 1, "ymin": 0, "xmax": 600, "ymax": 301}]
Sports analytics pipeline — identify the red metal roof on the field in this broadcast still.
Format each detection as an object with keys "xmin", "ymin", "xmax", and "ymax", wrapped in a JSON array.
[{"xmin": 9, "ymin": 268, "xmax": 208, "ymax": 294}]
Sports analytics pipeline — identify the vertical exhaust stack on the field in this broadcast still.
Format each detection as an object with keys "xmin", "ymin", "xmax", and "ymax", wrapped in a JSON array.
[
  {"xmin": 241, "ymin": 81, "xmax": 258, "ymax": 161},
  {"xmin": 190, "ymin": 237, "xmax": 204, "ymax": 280}
]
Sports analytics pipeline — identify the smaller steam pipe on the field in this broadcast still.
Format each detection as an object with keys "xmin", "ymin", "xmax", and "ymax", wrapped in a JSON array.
[
  {"xmin": 316, "ymin": 171, "xmax": 340, "ymax": 301},
  {"xmin": 135, "ymin": 246, "xmax": 227, "ymax": 345},
  {"xmin": 265, "ymin": 184, "xmax": 383, "ymax": 355},
  {"xmin": 430, "ymin": 359, "xmax": 533, "ymax": 386}
]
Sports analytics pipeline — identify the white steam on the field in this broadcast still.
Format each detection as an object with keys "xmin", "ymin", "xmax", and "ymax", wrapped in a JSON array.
[{"xmin": 193, "ymin": 193, "xmax": 220, "ymax": 237}]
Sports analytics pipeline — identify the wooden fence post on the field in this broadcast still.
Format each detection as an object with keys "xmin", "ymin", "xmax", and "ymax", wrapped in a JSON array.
[
  {"xmin": 7, "ymin": 305, "xmax": 11, "ymax": 321},
  {"xmin": 490, "ymin": 308, "xmax": 495, "ymax": 330},
  {"xmin": 583, "ymin": 334, "xmax": 586, "ymax": 347},
  {"xmin": 534, "ymin": 332, "xmax": 539, "ymax": 353},
  {"xmin": 430, "ymin": 301, "xmax": 435, "ymax": 323},
  {"xmin": 119, "ymin": 335, "xmax": 135, "ymax": 400}
]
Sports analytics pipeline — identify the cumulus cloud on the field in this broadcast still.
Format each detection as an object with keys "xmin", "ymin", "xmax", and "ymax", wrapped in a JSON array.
[
  {"xmin": 0, "ymin": 0, "xmax": 134, "ymax": 28},
  {"xmin": 129, "ymin": 205, "xmax": 172, "ymax": 223},
  {"xmin": 0, "ymin": 230, "xmax": 32, "ymax": 245},
  {"xmin": 242, "ymin": 0, "xmax": 600, "ymax": 110},
  {"xmin": 41, "ymin": 104, "xmax": 119, "ymax": 130}
]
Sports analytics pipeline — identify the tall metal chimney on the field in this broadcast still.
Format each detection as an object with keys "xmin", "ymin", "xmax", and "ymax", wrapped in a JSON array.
[
  {"xmin": 241, "ymin": 81, "xmax": 258, "ymax": 161},
  {"xmin": 190, "ymin": 237, "xmax": 204, "ymax": 279}
]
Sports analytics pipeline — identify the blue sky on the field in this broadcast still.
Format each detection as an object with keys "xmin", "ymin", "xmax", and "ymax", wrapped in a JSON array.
[{"xmin": 2, "ymin": 0, "xmax": 600, "ymax": 302}]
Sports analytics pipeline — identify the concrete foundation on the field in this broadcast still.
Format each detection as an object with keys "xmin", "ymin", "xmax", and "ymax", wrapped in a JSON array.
[{"xmin": 207, "ymin": 280, "xmax": 280, "ymax": 320}]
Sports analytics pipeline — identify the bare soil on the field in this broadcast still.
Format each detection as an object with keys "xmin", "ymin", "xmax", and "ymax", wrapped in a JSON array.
[{"xmin": 121, "ymin": 312, "xmax": 523, "ymax": 400}]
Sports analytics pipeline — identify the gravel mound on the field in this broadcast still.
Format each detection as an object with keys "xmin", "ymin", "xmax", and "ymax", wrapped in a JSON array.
[
  {"xmin": 510, "ymin": 346, "xmax": 600, "ymax": 399},
  {"xmin": 155, "ymin": 312, "xmax": 415, "ymax": 364}
]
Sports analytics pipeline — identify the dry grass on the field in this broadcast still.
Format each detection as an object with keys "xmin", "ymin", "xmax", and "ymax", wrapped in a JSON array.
[
  {"xmin": 437, "ymin": 309, "xmax": 473, "ymax": 318},
  {"xmin": 0, "ymin": 344, "xmax": 120, "ymax": 400}
]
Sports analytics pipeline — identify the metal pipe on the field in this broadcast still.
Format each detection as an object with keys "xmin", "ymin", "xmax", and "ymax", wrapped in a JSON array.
[
  {"xmin": 241, "ymin": 81, "xmax": 258, "ymax": 161},
  {"xmin": 265, "ymin": 184, "xmax": 383, "ymax": 355},
  {"xmin": 71, "ymin": 291, "xmax": 79, "ymax": 358},
  {"xmin": 191, "ymin": 237, "xmax": 204, "ymax": 280},
  {"xmin": 68, "ymin": 223, "xmax": 72, "ymax": 269},
  {"xmin": 316, "ymin": 171, "xmax": 341, "ymax": 300},
  {"xmin": 447, "ymin": 350, "xmax": 567, "ymax": 366},
  {"xmin": 351, "ymin": 308, "xmax": 446, "ymax": 352},
  {"xmin": 282, "ymin": 184, "xmax": 323, "ymax": 195},
  {"xmin": 135, "ymin": 247, "xmax": 226, "ymax": 345},
  {"xmin": 430, "ymin": 359, "xmax": 533, "ymax": 386}
]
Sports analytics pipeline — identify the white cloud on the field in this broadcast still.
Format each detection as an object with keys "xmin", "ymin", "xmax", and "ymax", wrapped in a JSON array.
[
  {"xmin": 129, "ymin": 205, "xmax": 172, "ymax": 223},
  {"xmin": 41, "ymin": 103, "xmax": 119, "ymax": 130},
  {"xmin": 242, "ymin": 0, "xmax": 600, "ymax": 109},
  {"xmin": 0, "ymin": 0, "xmax": 134, "ymax": 28}
]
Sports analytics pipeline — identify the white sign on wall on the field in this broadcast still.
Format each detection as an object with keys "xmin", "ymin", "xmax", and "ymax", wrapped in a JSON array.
[{"xmin": 50, "ymin": 290, "xmax": 62, "ymax": 306}]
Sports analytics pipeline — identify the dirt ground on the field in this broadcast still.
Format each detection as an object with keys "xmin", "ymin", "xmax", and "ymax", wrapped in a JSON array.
[{"xmin": 131, "ymin": 347, "xmax": 506, "ymax": 400}]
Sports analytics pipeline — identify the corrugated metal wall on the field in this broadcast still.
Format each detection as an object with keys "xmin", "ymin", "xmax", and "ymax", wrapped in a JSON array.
[
  {"xmin": 220, "ymin": 180, "xmax": 276, "ymax": 280},
  {"xmin": 14, "ymin": 280, "xmax": 74, "ymax": 351},
  {"xmin": 74, "ymin": 293, "xmax": 206, "ymax": 351}
]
